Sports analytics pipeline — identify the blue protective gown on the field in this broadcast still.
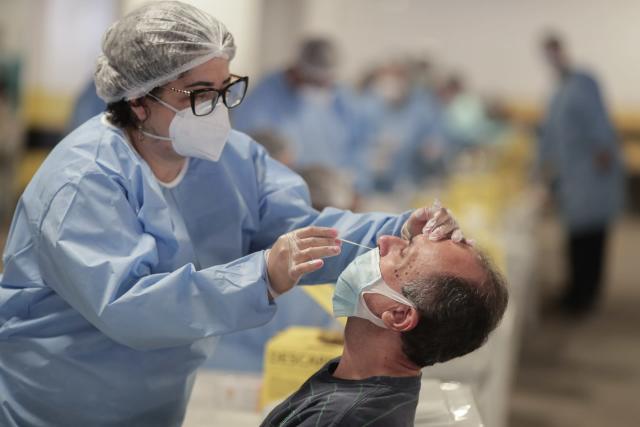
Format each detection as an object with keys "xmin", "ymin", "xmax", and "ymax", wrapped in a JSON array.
[
  {"xmin": 231, "ymin": 71, "xmax": 369, "ymax": 178},
  {"xmin": 539, "ymin": 71, "xmax": 624, "ymax": 231},
  {"xmin": 360, "ymin": 88, "xmax": 447, "ymax": 191},
  {"xmin": 0, "ymin": 115, "xmax": 408, "ymax": 426}
]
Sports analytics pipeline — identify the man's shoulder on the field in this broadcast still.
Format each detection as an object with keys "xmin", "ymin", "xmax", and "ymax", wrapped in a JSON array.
[
  {"xmin": 335, "ymin": 383, "xmax": 420, "ymax": 426},
  {"xmin": 261, "ymin": 377, "xmax": 419, "ymax": 427},
  {"xmin": 261, "ymin": 377, "xmax": 365, "ymax": 426},
  {"xmin": 570, "ymin": 70, "xmax": 599, "ymax": 90}
]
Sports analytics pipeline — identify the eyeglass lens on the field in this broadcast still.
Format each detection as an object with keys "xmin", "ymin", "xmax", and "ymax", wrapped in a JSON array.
[
  {"xmin": 192, "ymin": 78, "xmax": 248, "ymax": 116},
  {"xmin": 224, "ymin": 79, "xmax": 247, "ymax": 108}
]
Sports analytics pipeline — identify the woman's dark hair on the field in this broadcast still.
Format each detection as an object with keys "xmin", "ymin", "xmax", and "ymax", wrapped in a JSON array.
[{"xmin": 105, "ymin": 87, "xmax": 163, "ymax": 129}]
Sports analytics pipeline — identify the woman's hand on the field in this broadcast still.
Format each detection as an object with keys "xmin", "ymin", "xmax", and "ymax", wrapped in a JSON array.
[
  {"xmin": 266, "ymin": 226, "xmax": 342, "ymax": 296},
  {"xmin": 401, "ymin": 200, "xmax": 470, "ymax": 244}
]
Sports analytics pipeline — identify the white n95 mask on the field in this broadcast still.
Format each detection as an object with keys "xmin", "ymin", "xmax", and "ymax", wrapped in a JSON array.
[
  {"xmin": 333, "ymin": 248, "xmax": 416, "ymax": 329},
  {"xmin": 142, "ymin": 95, "xmax": 231, "ymax": 162}
]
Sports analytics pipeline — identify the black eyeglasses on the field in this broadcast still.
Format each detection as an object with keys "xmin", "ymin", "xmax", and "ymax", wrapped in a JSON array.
[{"xmin": 167, "ymin": 74, "xmax": 249, "ymax": 116}]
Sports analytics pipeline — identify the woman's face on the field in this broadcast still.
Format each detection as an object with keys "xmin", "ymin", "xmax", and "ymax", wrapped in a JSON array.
[{"xmin": 133, "ymin": 57, "xmax": 231, "ymax": 159}]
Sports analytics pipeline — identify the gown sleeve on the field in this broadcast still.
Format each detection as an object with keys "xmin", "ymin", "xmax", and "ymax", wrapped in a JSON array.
[
  {"xmin": 249, "ymin": 145, "xmax": 411, "ymax": 286},
  {"xmin": 574, "ymin": 75, "xmax": 617, "ymax": 148},
  {"xmin": 37, "ymin": 172, "xmax": 276, "ymax": 351}
]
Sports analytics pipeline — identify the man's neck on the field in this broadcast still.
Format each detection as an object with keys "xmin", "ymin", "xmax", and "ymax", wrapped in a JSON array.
[{"xmin": 333, "ymin": 318, "xmax": 421, "ymax": 380}]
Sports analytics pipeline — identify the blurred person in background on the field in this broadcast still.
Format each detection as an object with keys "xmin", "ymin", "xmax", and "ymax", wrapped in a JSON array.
[
  {"xmin": 360, "ymin": 60, "xmax": 448, "ymax": 192},
  {"xmin": 249, "ymin": 129, "xmax": 295, "ymax": 168},
  {"xmin": 482, "ymin": 98, "xmax": 514, "ymax": 145},
  {"xmin": 439, "ymin": 74, "xmax": 497, "ymax": 149},
  {"xmin": 0, "ymin": 75, "xmax": 21, "ymax": 225},
  {"xmin": 538, "ymin": 33, "xmax": 624, "ymax": 315},
  {"xmin": 407, "ymin": 55, "xmax": 439, "ymax": 95},
  {"xmin": 0, "ymin": 2, "xmax": 461, "ymax": 425},
  {"xmin": 297, "ymin": 165, "xmax": 357, "ymax": 212},
  {"xmin": 231, "ymin": 37, "xmax": 369, "ymax": 190},
  {"xmin": 67, "ymin": 79, "xmax": 106, "ymax": 133}
]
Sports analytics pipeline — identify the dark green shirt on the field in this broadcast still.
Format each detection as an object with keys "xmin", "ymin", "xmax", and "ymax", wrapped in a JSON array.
[{"xmin": 260, "ymin": 358, "xmax": 421, "ymax": 427}]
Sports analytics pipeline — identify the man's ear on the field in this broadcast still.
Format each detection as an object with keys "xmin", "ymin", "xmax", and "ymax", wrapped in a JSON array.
[
  {"xmin": 381, "ymin": 304, "xmax": 419, "ymax": 332},
  {"xmin": 129, "ymin": 98, "xmax": 148, "ymax": 122}
]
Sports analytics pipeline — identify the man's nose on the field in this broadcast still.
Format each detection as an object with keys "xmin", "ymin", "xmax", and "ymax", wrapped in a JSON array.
[{"xmin": 378, "ymin": 235, "xmax": 407, "ymax": 257}]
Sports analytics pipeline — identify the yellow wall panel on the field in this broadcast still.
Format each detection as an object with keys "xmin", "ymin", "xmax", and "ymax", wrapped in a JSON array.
[{"xmin": 23, "ymin": 89, "xmax": 74, "ymax": 131}]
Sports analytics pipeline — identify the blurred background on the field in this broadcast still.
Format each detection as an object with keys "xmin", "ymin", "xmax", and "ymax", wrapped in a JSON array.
[{"xmin": 1, "ymin": 1, "xmax": 639, "ymax": 426}]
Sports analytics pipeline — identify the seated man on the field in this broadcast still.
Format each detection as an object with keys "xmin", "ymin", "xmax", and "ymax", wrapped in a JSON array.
[{"xmin": 261, "ymin": 232, "xmax": 508, "ymax": 427}]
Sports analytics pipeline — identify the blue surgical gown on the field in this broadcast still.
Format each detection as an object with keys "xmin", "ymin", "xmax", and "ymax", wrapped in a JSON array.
[
  {"xmin": 0, "ymin": 115, "xmax": 408, "ymax": 426},
  {"xmin": 539, "ymin": 71, "xmax": 624, "ymax": 231},
  {"xmin": 360, "ymin": 88, "xmax": 448, "ymax": 191},
  {"xmin": 231, "ymin": 71, "xmax": 369, "ymax": 180}
]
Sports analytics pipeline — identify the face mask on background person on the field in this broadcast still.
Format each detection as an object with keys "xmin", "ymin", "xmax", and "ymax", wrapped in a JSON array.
[
  {"xmin": 141, "ymin": 95, "xmax": 231, "ymax": 162},
  {"xmin": 333, "ymin": 248, "xmax": 416, "ymax": 328},
  {"xmin": 299, "ymin": 85, "xmax": 335, "ymax": 108},
  {"xmin": 372, "ymin": 75, "xmax": 408, "ymax": 105}
]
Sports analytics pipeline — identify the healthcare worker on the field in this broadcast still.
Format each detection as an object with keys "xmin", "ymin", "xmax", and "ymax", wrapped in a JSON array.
[
  {"xmin": 361, "ymin": 61, "xmax": 448, "ymax": 191},
  {"xmin": 439, "ymin": 74, "xmax": 496, "ymax": 149},
  {"xmin": 231, "ymin": 37, "xmax": 369, "ymax": 186},
  {"xmin": 539, "ymin": 33, "xmax": 624, "ymax": 315},
  {"xmin": 0, "ymin": 2, "xmax": 461, "ymax": 426}
]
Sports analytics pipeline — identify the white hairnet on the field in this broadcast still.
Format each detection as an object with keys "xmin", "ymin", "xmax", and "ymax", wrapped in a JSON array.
[{"xmin": 95, "ymin": 1, "xmax": 236, "ymax": 103}]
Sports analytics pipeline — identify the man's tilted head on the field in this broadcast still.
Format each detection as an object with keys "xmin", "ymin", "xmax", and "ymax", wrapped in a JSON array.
[{"xmin": 367, "ymin": 234, "xmax": 509, "ymax": 367}]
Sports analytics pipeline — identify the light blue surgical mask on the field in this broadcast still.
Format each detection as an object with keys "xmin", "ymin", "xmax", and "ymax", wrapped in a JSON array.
[{"xmin": 333, "ymin": 248, "xmax": 416, "ymax": 328}]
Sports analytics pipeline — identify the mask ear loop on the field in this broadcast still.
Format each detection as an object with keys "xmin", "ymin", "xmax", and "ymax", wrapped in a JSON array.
[
  {"xmin": 135, "ymin": 93, "xmax": 180, "ymax": 142},
  {"xmin": 368, "ymin": 248, "xmax": 416, "ymax": 308},
  {"xmin": 355, "ymin": 292, "xmax": 388, "ymax": 329},
  {"xmin": 365, "ymin": 282, "xmax": 416, "ymax": 308},
  {"xmin": 127, "ymin": 97, "xmax": 151, "ymax": 143},
  {"xmin": 357, "ymin": 282, "xmax": 417, "ymax": 329},
  {"xmin": 136, "ymin": 127, "xmax": 145, "ymax": 142},
  {"xmin": 138, "ymin": 126, "xmax": 172, "ymax": 142},
  {"xmin": 146, "ymin": 93, "xmax": 180, "ymax": 113}
]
